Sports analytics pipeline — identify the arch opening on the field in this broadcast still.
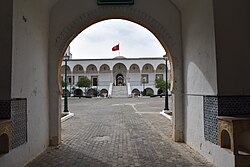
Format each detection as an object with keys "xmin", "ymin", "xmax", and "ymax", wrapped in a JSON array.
[
  {"xmin": 221, "ymin": 130, "xmax": 231, "ymax": 149},
  {"xmin": 61, "ymin": 65, "xmax": 71, "ymax": 74},
  {"xmin": 0, "ymin": 133, "xmax": 9, "ymax": 153},
  {"xmin": 129, "ymin": 64, "xmax": 140, "ymax": 73},
  {"xmin": 51, "ymin": 14, "xmax": 182, "ymax": 146},
  {"xmin": 113, "ymin": 63, "xmax": 127, "ymax": 86},
  {"xmin": 145, "ymin": 88, "xmax": 154, "ymax": 96},
  {"xmin": 116, "ymin": 74, "xmax": 124, "ymax": 86},
  {"xmin": 74, "ymin": 88, "xmax": 83, "ymax": 97},
  {"xmin": 87, "ymin": 88, "xmax": 99, "ymax": 97},
  {"xmin": 86, "ymin": 64, "xmax": 98, "ymax": 73},
  {"xmin": 100, "ymin": 89, "xmax": 108, "ymax": 97},
  {"xmin": 142, "ymin": 63, "xmax": 154, "ymax": 73},
  {"xmin": 73, "ymin": 64, "xmax": 84, "ymax": 74},
  {"xmin": 157, "ymin": 89, "xmax": 164, "ymax": 95},
  {"xmin": 100, "ymin": 64, "xmax": 111, "ymax": 73},
  {"xmin": 132, "ymin": 88, "xmax": 140, "ymax": 97}
]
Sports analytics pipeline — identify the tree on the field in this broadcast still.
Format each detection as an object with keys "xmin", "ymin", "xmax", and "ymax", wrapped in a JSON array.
[
  {"xmin": 62, "ymin": 80, "xmax": 66, "ymax": 87},
  {"xmin": 155, "ymin": 78, "xmax": 169, "ymax": 92},
  {"xmin": 77, "ymin": 76, "xmax": 91, "ymax": 93}
]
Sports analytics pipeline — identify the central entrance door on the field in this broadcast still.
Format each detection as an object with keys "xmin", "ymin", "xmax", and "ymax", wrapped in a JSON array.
[{"xmin": 116, "ymin": 74, "xmax": 124, "ymax": 86}]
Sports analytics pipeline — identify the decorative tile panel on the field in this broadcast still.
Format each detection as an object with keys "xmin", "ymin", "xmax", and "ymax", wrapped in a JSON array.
[
  {"xmin": 0, "ymin": 100, "xmax": 11, "ymax": 119},
  {"xmin": 218, "ymin": 96, "xmax": 250, "ymax": 116},
  {"xmin": 11, "ymin": 98, "xmax": 27, "ymax": 149},
  {"xmin": 203, "ymin": 96, "xmax": 218, "ymax": 144},
  {"xmin": 203, "ymin": 95, "xmax": 250, "ymax": 145}
]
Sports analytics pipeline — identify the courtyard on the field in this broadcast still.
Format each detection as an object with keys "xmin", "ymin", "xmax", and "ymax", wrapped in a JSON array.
[{"xmin": 26, "ymin": 97, "xmax": 212, "ymax": 167}]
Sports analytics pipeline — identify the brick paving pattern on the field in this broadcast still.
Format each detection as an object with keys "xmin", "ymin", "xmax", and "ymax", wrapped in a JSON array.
[{"xmin": 26, "ymin": 97, "xmax": 212, "ymax": 167}]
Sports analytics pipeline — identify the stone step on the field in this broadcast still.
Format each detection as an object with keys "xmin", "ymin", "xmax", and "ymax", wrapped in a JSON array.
[{"xmin": 112, "ymin": 86, "xmax": 128, "ymax": 97}]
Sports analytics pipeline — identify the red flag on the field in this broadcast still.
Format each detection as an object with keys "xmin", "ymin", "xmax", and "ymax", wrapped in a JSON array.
[{"xmin": 112, "ymin": 44, "xmax": 119, "ymax": 51}]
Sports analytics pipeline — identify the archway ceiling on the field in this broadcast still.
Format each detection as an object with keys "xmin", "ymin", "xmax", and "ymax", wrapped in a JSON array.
[
  {"xmin": 170, "ymin": 0, "xmax": 188, "ymax": 11},
  {"xmin": 47, "ymin": 0, "xmax": 184, "ymax": 15}
]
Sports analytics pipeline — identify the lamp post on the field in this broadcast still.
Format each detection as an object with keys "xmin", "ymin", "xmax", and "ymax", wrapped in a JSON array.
[
  {"xmin": 163, "ymin": 54, "xmax": 169, "ymax": 112},
  {"xmin": 63, "ymin": 54, "xmax": 70, "ymax": 113},
  {"xmin": 142, "ymin": 76, "xmax": 146, "ymax": 96}
]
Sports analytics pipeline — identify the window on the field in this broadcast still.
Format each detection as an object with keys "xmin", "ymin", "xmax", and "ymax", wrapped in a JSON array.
[
  {"xmin": 91, "ymin": 76, "xmax": 98, "ymax": 86},
  {"xmin": 67, "ymin": 76, "xmax": 73, "ymax": 85},
  {"xmin": 156, "ymin": 74, "xmax": 163, "ymax": 80},
  {"xmin": 141, "ymin": 74, "xmax": 148, "ymax": 83}
]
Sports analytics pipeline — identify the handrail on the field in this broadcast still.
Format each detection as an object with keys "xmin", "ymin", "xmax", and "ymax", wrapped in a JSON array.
[
  {"xmin": 108, "ymin": 83, "xmax": 113, "ymax": 97},
  {"xmin": 127, "ymin": 82, "xmax": 131, "ymax": 97}
]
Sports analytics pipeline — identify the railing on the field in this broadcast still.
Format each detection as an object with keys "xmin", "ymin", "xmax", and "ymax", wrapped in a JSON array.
[
  {"xmin": 108, "ymin": 83, "xmax": 113, "ymax": 97},
  {"xmin": 127, "ymin": 83, "xmax": 131, "ymax": 97}
]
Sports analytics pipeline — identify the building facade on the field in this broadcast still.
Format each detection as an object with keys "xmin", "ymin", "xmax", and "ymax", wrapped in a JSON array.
[{"xmin": 61, "ymin": 56, "xmax": 170, "ymax": 97}]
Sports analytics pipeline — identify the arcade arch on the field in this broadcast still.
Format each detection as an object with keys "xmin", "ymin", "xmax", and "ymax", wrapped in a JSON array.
[
  {"xmin": 86, "ymin": 64, "xmax": 98, "ymax": 73},
  {"xmin": 145, "ymin": 87, "xmax": 154, "ymax": 95},
  {"xmin": 99, "ymin": 64, "xmax": 111, "ymax": 73},
  {"xmin": 49, "ymin": 5, "xmax": 183, "ymax": 145},
  {"xmin": 129, "ymin": 64, "xmax": 140, "ymax": 73},
  {"xmin": 73, "ymin": 64, "xmax": 84, "ymax": 74},
  {"xmin": 61, "ymin": 65, "xmax": 71, "ymax": 74},
  {"xmin": 74, "ymin": 88, "xmax": 83, "ymax": 97},
  {"xmin": 132, "ymin": 88, "xmax": 140, "ymax": 96},
  {"xmin": 142, "ymin": 64, "xmax": 154, "ymax": 73},
  {"xmin": 100, "ymin": 89, "xmax": 108, "ymax": 97},
  {"xmin": 156, "ymin": 64, "xmax": 166, "ymax": 73}
]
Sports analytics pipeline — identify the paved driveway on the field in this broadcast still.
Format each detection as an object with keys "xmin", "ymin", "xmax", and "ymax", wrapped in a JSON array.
[{"xmin": 26, "ymin": 97, "xmax": 212, "ymax": 167}]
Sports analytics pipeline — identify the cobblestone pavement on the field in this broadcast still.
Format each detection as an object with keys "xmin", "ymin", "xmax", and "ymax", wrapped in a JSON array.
[{"xmin": 26, "ymin": 97, "xmax": 212, "ymax": 167}]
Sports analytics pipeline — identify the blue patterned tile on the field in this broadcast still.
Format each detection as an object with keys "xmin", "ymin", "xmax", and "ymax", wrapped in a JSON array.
[
  {"xmin": 11, "ymin": 98, "xmax": 27, "ymax": 149},
  {"xmin": 0, "ymin": 100, "xmax": 11, "ymax": 119},
  {"xmin": 203, "ymin": 95, "xmax": 250, "ymax": 145},
  {"xmin": 203, "ymin": 96, "xmax": 218, "ymax": 145}
]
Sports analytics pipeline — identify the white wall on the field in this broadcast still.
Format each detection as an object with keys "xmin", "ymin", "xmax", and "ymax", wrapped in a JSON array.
[
  {"xmin": 0, "ymin": 1, "xmax": 50, "ymax": 167},
  {"xmin": 181, "ymin": 0, "xmax": 217, "ymax": 95},
  {"xmin": 180, "ymin": 0, "xmax": 234, "ymax": 166},
  {"xmin": 213, "ymin": 0, "xmax": 250, "ymax": 95},
  {"xmin": 184, "ymin": 96, "xmax": 235, "ymax": 167},
  {"xmin": 99, "ymin": 73, "xmax": 112, "ymax": 87},
  {"xmin": 0, "ymin": 0, "xmax": 12, "ymax": 100}
]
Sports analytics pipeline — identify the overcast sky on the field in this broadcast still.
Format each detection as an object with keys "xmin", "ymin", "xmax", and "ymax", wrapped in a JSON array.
[{"xmin": 70, "ymin": 19, "xmax": 165, "ymax": 59}]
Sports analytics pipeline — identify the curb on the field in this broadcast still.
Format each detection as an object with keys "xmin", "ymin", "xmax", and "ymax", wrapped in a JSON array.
[
  {"xmin": 160, "ymin": 111, "xmax": 172, "ymax": 121},
  {"xmin": 61, "ymin": 113, "xmax": 75, "ymax": 122}
]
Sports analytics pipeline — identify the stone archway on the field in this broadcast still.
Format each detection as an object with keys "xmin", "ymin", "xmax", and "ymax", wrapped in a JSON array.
[
  {"xmin": 49, "ymin": 4, "xmax": 183, "ymax": 145},
  {"xmin": 113, "ymin": 63, "xmax": 127, "ymax": 86}
]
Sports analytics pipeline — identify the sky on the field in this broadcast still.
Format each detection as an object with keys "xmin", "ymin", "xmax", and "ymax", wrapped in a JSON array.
[{"xmin": 69, "ymin": 19, "xmax": 166, "ymax": 59}]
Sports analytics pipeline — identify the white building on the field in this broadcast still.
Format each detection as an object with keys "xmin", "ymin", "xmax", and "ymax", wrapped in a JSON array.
[{"xmin": 61, "ymin": 55, "xmax": 170, "ymax": 97}]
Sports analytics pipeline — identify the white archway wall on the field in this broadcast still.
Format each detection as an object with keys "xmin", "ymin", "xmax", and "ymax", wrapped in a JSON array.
[
  {"xmin": 175, "ymin": 1, "xmax": 234, "ymax": 166},
  {"xmin": 8, "ymin": 1, "xmax": 52, "ymax": 167},
  {"xmin": 5, "ymin": 0, "xmax": 248, "ymax": 167},
  {"xmin": 49, "ymin": 0, "xmax": 183, "ymax": 145},
  {"xmin": 0, "ymin": 0, "xmax": 12, "ymax": 100}
]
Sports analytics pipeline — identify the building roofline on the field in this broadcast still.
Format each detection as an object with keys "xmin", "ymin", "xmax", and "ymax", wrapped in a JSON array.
[{"xmin": 68, "ymin": 57, "xmax": 164, "ymax": 61}]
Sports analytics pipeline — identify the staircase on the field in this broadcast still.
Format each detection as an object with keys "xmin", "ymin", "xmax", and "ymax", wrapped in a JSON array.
[{"xmin": 112, "ymin": 86, "xmax": 128, "ymax": 97}]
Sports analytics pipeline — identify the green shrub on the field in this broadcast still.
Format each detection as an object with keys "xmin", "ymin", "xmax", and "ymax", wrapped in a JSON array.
[
  {"xmin": 61, "ymin": 113, "xmax": 68, "ymax": 118},
  {"xmin": 146, "ymin": 92, "xmax": 153, "ymax": 96}
]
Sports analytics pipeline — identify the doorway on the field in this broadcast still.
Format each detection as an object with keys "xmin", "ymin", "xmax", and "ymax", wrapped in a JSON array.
[{"xmin": 116, "ymin": 74, "xmax": 124, "ymax": 86}]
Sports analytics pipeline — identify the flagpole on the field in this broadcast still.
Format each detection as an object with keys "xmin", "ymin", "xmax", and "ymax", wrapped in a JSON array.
[{"xmin": 118, "ymin": 43, "xmax": 120, "ymax": 56}]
